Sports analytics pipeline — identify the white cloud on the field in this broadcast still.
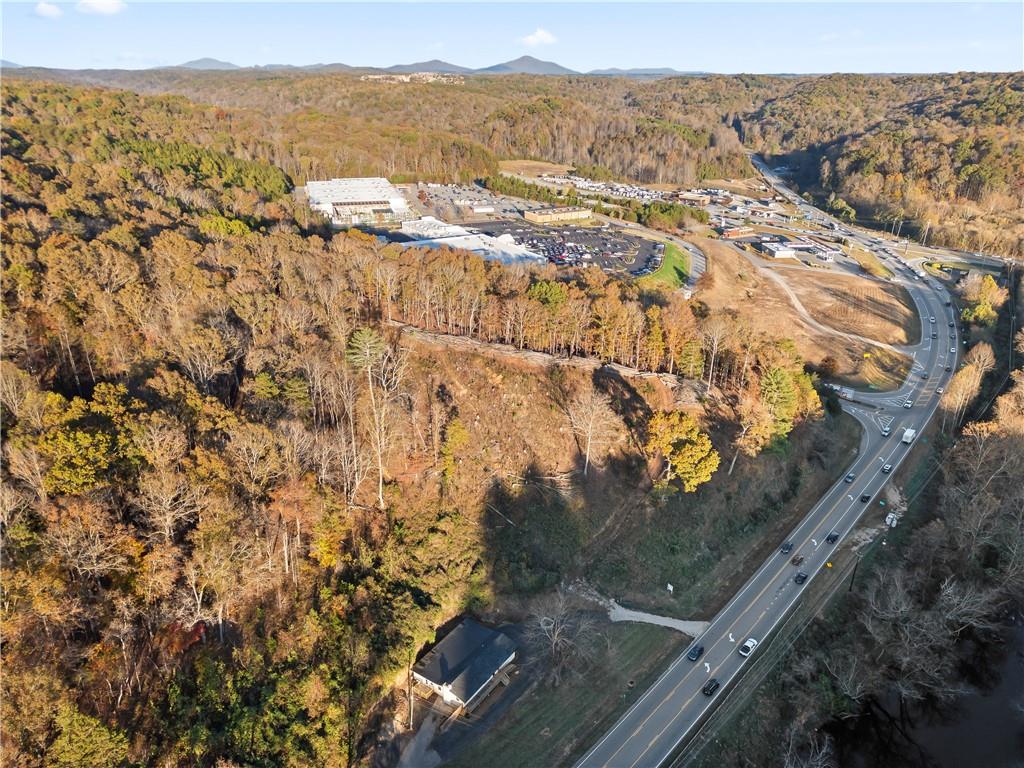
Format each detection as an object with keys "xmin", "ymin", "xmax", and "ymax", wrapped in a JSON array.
[
  {"xmin": 818, "ymin": 32, "xmax": 840, "ymax": 43},
  {"xmin": 520, "ymin": 28, "xmax": 557, "ymax": 47},
  {"xmin": 35, "ymin": 2, "xmax": 63, "ymax": 18},
  {"xmin": 76, "ymin": 0, "xmax": 126, "ymax": 15}
]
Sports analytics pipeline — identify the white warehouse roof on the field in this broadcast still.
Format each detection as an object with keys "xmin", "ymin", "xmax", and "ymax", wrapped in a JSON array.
[
  {"xmin": 400, "ymin": 216, "xmax": 471, "ymax": 241},
  {"xmin": 411, "ymin": 234, "xmax": 545, "ymax": 265},
  {"xmin": 305, "ymin": 177, "xmax": 409, "ymax": 208}
]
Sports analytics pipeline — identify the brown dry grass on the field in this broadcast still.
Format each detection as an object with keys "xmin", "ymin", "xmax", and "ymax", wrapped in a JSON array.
[
  {"xmin": 784, "ymin": 270, "xmax": 920, "ymax": 345},
  {"xmin": 694, "ymin": 239, "xmax": 910, "ymax": 389},
  {"xmin": 498, "ymin": 159, "xmax": 574, "ymax": 177}
]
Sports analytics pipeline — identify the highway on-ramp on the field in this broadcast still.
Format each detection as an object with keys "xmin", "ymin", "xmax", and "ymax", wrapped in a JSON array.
[{"xmin": 575, "ymin": 164, "xmax": 962, "ymax": 768}]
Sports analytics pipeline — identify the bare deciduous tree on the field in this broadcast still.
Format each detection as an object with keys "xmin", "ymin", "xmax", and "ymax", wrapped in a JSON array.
[{"xmin": 566, "ymin": 390, "xmax": 619, "ymax": 475}]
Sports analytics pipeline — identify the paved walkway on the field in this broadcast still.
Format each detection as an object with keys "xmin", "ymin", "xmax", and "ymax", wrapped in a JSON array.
[
  {"xmin": 567, "ymin": 580, "xmax": 708, "ymax": 637},
  {"xmin": 607, "ymin": 600, "xmax": 709, "ymax": 637}
]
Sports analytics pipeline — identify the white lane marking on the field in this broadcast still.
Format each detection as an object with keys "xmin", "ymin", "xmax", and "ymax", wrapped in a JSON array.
[
  {"xmin": 704, "ymin": 662, "xmax": 710, "ymax": 674},
  {"xmin": 728, "ymin": 633, "xmax": 735, "ymax": 643}
]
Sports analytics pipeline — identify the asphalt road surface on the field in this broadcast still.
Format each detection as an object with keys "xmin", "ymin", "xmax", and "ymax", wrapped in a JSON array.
[{"xmin": 575, "ymin": 160, "xmax": 961, "ymax": 768}]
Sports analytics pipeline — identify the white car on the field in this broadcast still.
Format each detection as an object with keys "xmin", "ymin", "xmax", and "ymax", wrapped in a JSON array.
[
  {"xmin": 937, "ymin": 387, "xmax": 944, "ymax": 394},
  {"xmin": 904, "ymin": 400, "xmax": 913, "ymax": 409},
  {"xmin": 738, "ymin": 638, "xmax": 759, "ymax": 657},
  {"xmin": 930, "ymin": 317, "xmax": 936, "ymax": 324},
  {"xmin": 951, "ymin": 348, "xmax": 956, "ymax": 353}
]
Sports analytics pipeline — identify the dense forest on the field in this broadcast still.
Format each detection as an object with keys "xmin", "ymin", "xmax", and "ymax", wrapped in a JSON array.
[
  {"xmin": 1, "ymin": 81, "xmax": 829, "ymax": 766},
  {"xmin": 7, "ymin": 68, "xmax": 1022, "ymax": 257},
  {"xmin": 740, "ymin": 73, "xmax": 1024, "ymax": 257}
]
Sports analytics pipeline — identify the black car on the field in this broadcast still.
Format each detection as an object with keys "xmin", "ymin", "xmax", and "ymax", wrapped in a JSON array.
[
  {"xmin": 702, "ymin": 678, "xmax": 721, "ymax": 696},
  {"xmin": 945, "ymin": 365, "xmax": 952, "ymax": 371},
  {"xmin": 948, "ymin": 321, "xmax": 955, "ymax": 327},
  {"xmin": 781, "ymin": 541, "xmax": 794, "ymax": 555},
  {"xmin": 931, "ymin": 332, "xmax": 937, "ymax": 339},
  {"xmin": 826, "ymin": 531, "xmax": 840, "ymax": 544},
  {"xmin": 860, "ymin": 493, "xmax": 871, "ymax": 503},
  {"xmin": 794, "ymin": 572, "xmax": 808, "ymax": 584},
  {"xmin": 791, "ymin": 555, "xmax": 805, "ymax": 566},
  {"xmin": 687, "ymin": 644, "xmax": 705, "ymax": 662}
]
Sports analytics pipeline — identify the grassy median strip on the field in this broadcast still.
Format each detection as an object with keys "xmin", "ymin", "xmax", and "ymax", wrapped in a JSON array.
[{"xmin": 639, "ymin": 242, "xmax": 690, "ymax": 289}]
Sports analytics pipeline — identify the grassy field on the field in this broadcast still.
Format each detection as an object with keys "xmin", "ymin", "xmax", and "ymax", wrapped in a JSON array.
[
  {"xmin": 829, "ymin": 347, "xmax": 912, "ymax": 391},
  {"xmin": 846, "ymin": 246, "xmax": 894, "ymax": 279},
  {"xmin": 498, "ymin": 159, "xmax": 574, "ymax": 178},
  {"xmin": 444, "ymin": 622, "xmax": 687, "ymax": 768},
  {"xmin": 638, "ymin": 242, "xmax": 690, "ymax": 289},
  {"xmin": 785, "ymin": 272, "xmax": 921, "ymax": 346}
]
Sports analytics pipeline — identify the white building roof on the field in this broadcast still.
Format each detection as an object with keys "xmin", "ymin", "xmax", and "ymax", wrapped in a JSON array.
[
  {"xmin": 400, "ymin": 216, "xmax": 471, "ymax": 241},
  {"xmin": 305, "ymin": 177, "xmax": 410, "ymax": 209},
  {"xmin": 411, "ymin": 234, "xmax": 544, "ymax": 265}
]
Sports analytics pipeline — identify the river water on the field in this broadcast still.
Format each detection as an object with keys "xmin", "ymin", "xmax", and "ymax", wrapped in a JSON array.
[{"xmin": 842, "ymin": 617, "xmax": 1024, "ymax": 768}]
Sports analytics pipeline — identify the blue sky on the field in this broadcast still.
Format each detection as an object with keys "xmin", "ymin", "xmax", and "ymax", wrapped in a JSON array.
[{"xmin": 3, "ymin": 1, "xmax": 1022, "ymax": 72}]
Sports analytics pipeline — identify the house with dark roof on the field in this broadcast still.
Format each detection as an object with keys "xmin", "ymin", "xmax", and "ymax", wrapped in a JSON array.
[{"xmin": 412, "ymin": 618, "xmax": 517, "ymax": 710}]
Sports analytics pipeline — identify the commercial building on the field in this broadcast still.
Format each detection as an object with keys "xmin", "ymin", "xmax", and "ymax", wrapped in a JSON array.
[
  {"xmin": 412, "ymin": 618, "xmax": 517, "ymax": 711},
  {"xmin": 759, "ymin": 241, "xmax": 797, "ymax": 259},
  {"xmin": 720, "ymin": 226, "xmax": 754, "ymax": 240},
  {"xmin": 399, "ymin": 217, "xmax": 544, "ymax": 265},
  {"xmin": 677, "ymin": 192, "xmax": 711, "ymax": 206},
  {"xmin": 305, "ymin": 177, "xmax": 413, "ymax": 227},
  {"xmin": 524, "ymin": 206, "xmax": 592, "ymax": 225}
]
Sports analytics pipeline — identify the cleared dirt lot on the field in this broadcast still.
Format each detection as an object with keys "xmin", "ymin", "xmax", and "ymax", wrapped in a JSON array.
[
  {"xmin": 498, "ymin": 159, "xmax": 575, "ymax": 177},
  {"xmin": 783, "ymin": 270, "xmax": 920, "ymax": 346},
  {"xmin": 695, "ymin": 239, "xmax": 911, "ymax": 389}
]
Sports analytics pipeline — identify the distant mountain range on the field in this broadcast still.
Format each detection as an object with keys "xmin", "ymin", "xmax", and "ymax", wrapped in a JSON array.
[
  {"xmin": 162, "ymin": 55, "xmax": 697, "ymax": 78},
  {"xmin": 178, "ymin": 58, "xmax": 240, "ymax": 70},
  {"xmin": 3, "ymin": 54, "xmax": 709, "ymax": 78}
]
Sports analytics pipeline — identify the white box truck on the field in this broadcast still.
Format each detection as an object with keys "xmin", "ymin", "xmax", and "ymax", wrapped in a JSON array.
[{"xmin": 902, "ymin": 428, "xmax": 917, "ymax": 444}]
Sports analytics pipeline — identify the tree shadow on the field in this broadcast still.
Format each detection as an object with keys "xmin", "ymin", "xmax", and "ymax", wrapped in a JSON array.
[
  {"xmin": 480, "ymin": 462, "xmax": 584, "ymax": 596},
  {"xmin": 591, "ymin": 366, "xmax": 653, "ymax": 449}
]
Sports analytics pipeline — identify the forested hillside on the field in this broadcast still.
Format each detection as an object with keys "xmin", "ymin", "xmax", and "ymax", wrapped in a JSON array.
[
  {"xmin": 9, "ymin": 68, "xmax": 1021, "ymax": 257},
  {"xmin": 740, "ymin": 73, "xmax": 1024, "ymax": 257},
  {"xmin": 1, "ymin": 81, "xmax": 829, "ymax": 767}
]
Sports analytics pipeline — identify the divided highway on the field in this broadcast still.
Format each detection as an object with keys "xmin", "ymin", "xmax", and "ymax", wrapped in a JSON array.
[{"xmin": 575, "ymin": 165, "xmax": 961, "ymax": 768}]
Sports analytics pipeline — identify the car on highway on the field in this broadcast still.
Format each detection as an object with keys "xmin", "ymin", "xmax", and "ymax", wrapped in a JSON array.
[
  {"xmin": 860, "ymin": 493, "xmax": 871, "ymax": 503},
  {"xmin": 702, "ymin": 678, "xmax": 720, "ymax": 696},
  {"xmin": 794, "ymin": 572, "xmax": 808, "ymax": 585},
  {"xmin": 946, "ymin": 365, "xmax": 952, "ymax": 371},
  {"xmin": 791, "ymin": 554, "xmax": 805, "ymax": 566},
  {"xmin": 844, "ymin": 473, "xmax": 855, "ymax": 483},
  {"xmin": 686, "ymin": 644, "xmax": 705, "ymax": 662},
  {"xmin": 951, "ymin": 347, "xmax": 957, "ymax": 353},
  {"xmin": 882, "ymin": 463, "xmax": 893, "ymax": 474},
  {"xmin": 780, "ymin": 541, "xmax": 793, "ymax": 555},
  {"xmin": 949, "ymin": 321, "xmax": 955, "ymax": 327},
  {"xmin": 921, "ymin": 373, "xmax": 929, "ymax": 379},
  {"xmin": 738, "ymin": 638, "xmax": 759, "ymax": 657},
  {"xmin": 930, "ymin": 317, "xmax": 936, "ymax": 324},
  {"xmin": 904, "ymin": 400, "xmax": 913, "ymax": 408},
  {"xmin": 937, "ymin": 387, "xmax": 944, "ymax": 394},
  {"xmin": 881, "ymin": 426, "xmax": 891, "ymax": 436},
  {"xmin": 826, "ymin": 531, "xmax": 840, "ymax": 544},
  {"xmin": 931, "ymin": 332, "xmax": 938, "ymax": 339},
  {"xmin": 945, "ymin": 300, "xmax": 952, "ymax": 307}
]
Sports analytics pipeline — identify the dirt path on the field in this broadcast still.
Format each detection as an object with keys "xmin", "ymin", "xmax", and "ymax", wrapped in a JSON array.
[{"xmin": 729, "ymin": 244, "xmax": 906, "ymax": 354}]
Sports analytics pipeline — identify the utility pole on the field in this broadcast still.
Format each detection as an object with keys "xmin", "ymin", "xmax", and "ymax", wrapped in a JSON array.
[
  {"xmin": 922, "ymin": 220, "xmax": 931, "ymax": 247},
  {"xmin": 896, "ymin": 220, "xmax": 904, "ymax": 239}
]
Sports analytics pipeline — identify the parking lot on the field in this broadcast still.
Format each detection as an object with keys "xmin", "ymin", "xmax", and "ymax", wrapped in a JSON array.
[
  {"xmin": 408, "ymin": 182, "xmax": 548, "ymax": 218},
  {"xmin": 471, "ymin": 220, "xmax": 663, "ymax": 275}
]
